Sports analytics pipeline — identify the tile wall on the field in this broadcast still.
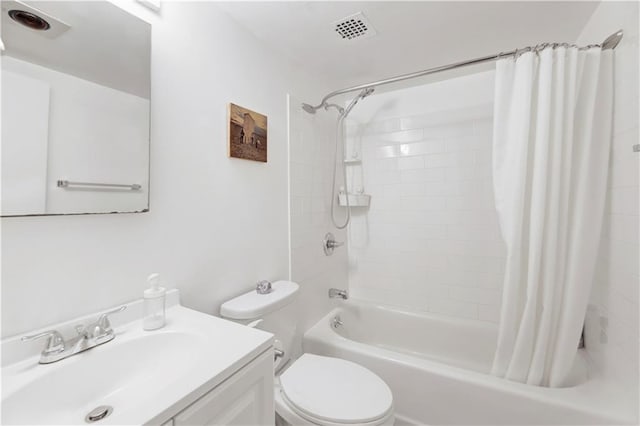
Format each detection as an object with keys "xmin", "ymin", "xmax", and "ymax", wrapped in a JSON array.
[
  {"xmin": 346, "ymin": 71, "xmax": 506, "ymax": 323},
  {"xmin": 289, "ymin": 95, "xmax": 349, "ymax": 346}
]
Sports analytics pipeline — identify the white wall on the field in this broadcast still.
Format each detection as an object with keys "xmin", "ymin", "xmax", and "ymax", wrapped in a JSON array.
[
  {"xmin": 346, "ymin": 71, "xmax": 506, "ymax": 323},
  {"xmin": 1, "ymin": 2, "xmax": 333, "ymax": 338},
  {"xmin": 578, "ymin": 2, "xmax": 639, "ymax": 422},
  {"xmin": 288, "ymin": 95, "xmax": 348, "ymax": 341},
  {"xmin": 2, "ymin": 56, "xmax": 150, "ymax": 215}
]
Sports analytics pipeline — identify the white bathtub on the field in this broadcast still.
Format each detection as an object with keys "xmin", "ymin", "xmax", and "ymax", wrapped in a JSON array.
[{"xmin": 303, "ymin": 300, "xmax": 632, "ymax": 425}]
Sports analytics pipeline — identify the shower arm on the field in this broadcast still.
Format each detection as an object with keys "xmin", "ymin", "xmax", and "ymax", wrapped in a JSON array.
[{"xmin": 303, "ymin": 30, "xmax": 623, "ymax": 112}]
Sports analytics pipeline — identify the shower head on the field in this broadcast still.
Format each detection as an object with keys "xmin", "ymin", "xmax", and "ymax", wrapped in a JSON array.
[
  {"xmin": 301, "ymin": 103, "xmax": 317, "ymax": 114},
  {"xmin": 301, "ymin": 102, "xmax": 345, "ymax": 115},
  {"xmin": 302, "ymin": 87, "xmax": 375, "ymax": 116}
]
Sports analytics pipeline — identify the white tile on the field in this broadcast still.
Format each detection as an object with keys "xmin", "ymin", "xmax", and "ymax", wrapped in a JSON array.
[
  {"xmin": 605, "ymin": 213, "xmax": 639, "ymax": 245},
  {"xmin": 399, "ymin": 183, "xmax": 427, "ymax": 197},
  {"xmin": 449, "ymin": 286, "xmax": 502, "ymax": 305},
  {"xmin": 424, "ymin": 122, "xmax": 476, "ymax": 140},
  {"xmin": 363, "ymin": 119, "xmax": 402, "ymax": 135},
  {"xmin": 444, "ymin": 135, "xmax": 477, "ymax": 152},
  {"xmin": 479, "ymin": 304, "xmax": 501, "ymax": 323},
  {"xmin": 376, "ymin": 129, "xmax": 424, "ymax": 143},
  {"xmin": 447, "ymin": 254, "xmax": 505, "ymax": 276},
  {"xmin": 424, "ymin": 151, "xmax": 475, "ymax": 168},
  {"xmin": 290, "ymin": 196, "xmax": 306, "ymax": 218},
  {"xmin": 401, "ymin": 196, "xmax": 446, "ymax": 211},
  {"xmin": 444, "ymin": 166, "xmax": 488, "ymax": 182},
  {"xmin": 428, "ymin": 297, "xmax": 478, "ymax": 319},
  {"xmin": 425, "ymin": 284, "xmax": 450, "ymax": 299},
  {"xmin": 376, "ymin": 145, "xmax": 399, "ymax": 159},
  {"xmin": 447, "ymin": 224, "xmax": 501, "ymax": 241},
  {"xmin": 400, "ymin": 168, "xmax": 445, "ymax": 183},
  {"xmin": 609, "ymin": 128, "xmax": 640, "ymax": 188},
  {"xmin": 375, "ymin": 158, "xmax": 399, "ymax": 171},
  {"xmin": 608, "ymin": 238, "xmax": 640, "ymax": 277},
  {"xmin": 398, "ymin": 156, "xmax": 425, "ymax": 170},
  {"xmin": 399, "ymin": 140, "xmax": 445, "ymax": 156},
  {"xmin": 371, "ymin": 196, "xmax": 402, "ymax": 211},
  {"xmin": 370, "ymin": 170, "xmax": 402, "ymax": 185}
]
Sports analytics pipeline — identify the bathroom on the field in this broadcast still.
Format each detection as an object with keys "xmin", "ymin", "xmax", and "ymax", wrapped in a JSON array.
[{"xmin": 1, "ymin": 0, "xmax": 638, "ymax": 425}]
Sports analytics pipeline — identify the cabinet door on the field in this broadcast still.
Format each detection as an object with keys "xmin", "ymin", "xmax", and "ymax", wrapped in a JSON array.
[{"xmin": 174, "ymin": 350, "xmax": 274, "ymax": 426}]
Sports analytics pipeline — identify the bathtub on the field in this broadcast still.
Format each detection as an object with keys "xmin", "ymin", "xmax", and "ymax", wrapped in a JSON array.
[{"xmin": 303, "ymin": 300, "xmax": 632, "ymax": 425}]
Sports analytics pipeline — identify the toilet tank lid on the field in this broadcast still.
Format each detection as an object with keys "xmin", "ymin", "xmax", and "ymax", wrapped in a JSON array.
[{"xmin": 220, "ymin": 280, "xmax": 299, "ymax": 320}]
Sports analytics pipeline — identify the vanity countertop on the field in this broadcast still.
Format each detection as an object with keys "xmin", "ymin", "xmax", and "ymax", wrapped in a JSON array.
[{"xmin": 1, "ymin": 293, "xmax": 273, "ymax": 425}]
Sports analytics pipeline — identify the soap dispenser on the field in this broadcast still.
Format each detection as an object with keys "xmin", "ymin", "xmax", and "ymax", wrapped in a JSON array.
[{"xmin": 144, "ymin": 273, "xmax": 166, "ymax": 330}]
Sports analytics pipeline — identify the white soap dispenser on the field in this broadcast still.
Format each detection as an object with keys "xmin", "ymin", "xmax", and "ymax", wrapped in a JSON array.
[{"xmin": 143, "ymin": 273, "xmax": 166, "ymax": 330}]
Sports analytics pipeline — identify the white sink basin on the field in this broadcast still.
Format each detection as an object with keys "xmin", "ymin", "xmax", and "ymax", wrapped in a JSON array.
[{"xmin": 2, "ymin": 300, "xmax": 273, "ymax": 425}]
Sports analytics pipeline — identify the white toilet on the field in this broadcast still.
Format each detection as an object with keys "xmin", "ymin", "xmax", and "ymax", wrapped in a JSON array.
[{"xmin": 220, "ymin": 281, "xmax": 395, "ymax": 426}]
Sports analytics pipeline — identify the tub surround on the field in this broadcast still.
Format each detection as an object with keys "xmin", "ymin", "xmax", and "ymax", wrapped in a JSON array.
[
  {"xmin": 346, "ymin": 71, "xmax": 505, "ymax": 323},
  {"xmin": 288, "ymin": 94, "xmax": 350, "ymax": 337}
]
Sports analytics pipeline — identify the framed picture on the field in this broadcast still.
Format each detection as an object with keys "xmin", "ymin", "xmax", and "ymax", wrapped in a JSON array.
[{"xmin": 228, "ymin": 103, "xmax": 268, "ymax": 162}]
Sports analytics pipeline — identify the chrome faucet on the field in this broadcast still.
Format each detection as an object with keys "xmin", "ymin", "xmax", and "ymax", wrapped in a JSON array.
[
  {"xmin": 22, "ymin": 306, "xmax": 126, "ymax": 364},
  {"xmin": 328, "ymin": 288, "xmax": 348, "ymax": 300}
]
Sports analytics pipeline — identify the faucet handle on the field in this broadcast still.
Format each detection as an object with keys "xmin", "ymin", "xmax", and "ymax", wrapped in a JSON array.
[
  {"xmin": 21, "ymin": 330, "xmax": 65, "ymax": 354},
  {"xmin": 95, "ymin": 305, "xmax": 127, "ymax": 335},
  {"xmin": 75, "ymin": 324, "xmax": 89, "ymax": 337},
  {"xmin": 323, "ymin": 233, "xmax": 344, "ymax": 256}
]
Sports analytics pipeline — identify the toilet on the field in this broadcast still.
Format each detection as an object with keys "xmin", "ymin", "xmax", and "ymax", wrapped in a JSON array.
[{"xmin": 220, "ymin": 280, "xmax": 395, "ymax": 426}]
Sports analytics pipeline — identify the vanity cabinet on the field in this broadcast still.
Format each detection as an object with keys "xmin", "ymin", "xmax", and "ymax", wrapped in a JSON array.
[{"xmin": 167, "ymin": 349, "xmax": 274, "ymax": 426}]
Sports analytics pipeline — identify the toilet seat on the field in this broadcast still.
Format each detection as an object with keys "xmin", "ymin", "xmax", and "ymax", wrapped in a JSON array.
[{"xmin": 279, "ymin": 354, "xmax": 394, "ymax": 425}]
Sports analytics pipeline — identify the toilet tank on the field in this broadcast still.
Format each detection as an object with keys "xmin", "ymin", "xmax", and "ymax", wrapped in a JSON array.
[{"xmin": 220, "ymin": 281, "xmax": 300, "ymax": 371}]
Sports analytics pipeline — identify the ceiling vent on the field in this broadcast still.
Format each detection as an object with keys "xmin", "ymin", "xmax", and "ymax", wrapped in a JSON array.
[{"xmin": 333, "ymin": 12, "xmax": 377, "ymax": 41}]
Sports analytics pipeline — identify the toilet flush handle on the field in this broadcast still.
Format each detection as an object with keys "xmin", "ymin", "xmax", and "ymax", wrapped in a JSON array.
[{"xmin": 274, "ymin": 348, "xmax": 285, "ymax": 361}]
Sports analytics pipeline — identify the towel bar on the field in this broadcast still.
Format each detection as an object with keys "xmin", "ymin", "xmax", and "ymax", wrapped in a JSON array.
[{"xmin": 57, "ymin": 180, "xmax": 141, "ymax": 190}]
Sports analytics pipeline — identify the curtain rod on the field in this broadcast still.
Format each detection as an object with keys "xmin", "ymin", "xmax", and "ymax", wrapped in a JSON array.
[{"xmin": 302, "ymin": 30, "xmax": 623, "ymax": 113}]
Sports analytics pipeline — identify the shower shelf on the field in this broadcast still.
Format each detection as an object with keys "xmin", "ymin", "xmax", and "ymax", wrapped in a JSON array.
[
  {"xmin": 344, "ymin": 158, "xmax": 362, "ymax": 165},
  {"xmin": 338, "ymin": 193, "xmax": 371, "ymax": 207}
]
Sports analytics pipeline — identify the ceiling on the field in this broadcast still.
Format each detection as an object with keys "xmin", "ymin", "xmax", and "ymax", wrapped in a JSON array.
[
  {"xmin": 1, "ymin": 1, "xmax": 150, "ymax": 98},
  {"xmin": 218, "ymin": 1, "xmax": 600, "ymax": 92}
]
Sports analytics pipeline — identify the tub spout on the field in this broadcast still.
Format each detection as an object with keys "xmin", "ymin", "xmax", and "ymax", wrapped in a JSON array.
[{"xmin": 329, "ymin": 288, "xmax": 348, "ymax": 300}]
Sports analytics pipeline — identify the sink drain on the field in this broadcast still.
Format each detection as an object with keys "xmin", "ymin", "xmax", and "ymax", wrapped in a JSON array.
[{"xmin": 85, "ymin": 406, "xmax": 113, "ymax": 423}]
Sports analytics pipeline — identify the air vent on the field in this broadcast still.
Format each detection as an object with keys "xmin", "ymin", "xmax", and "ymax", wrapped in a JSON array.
[
  {"xmin": 1, "ymin": 0, "xmax": 70, "ymax": 39},
  {"xmin": 333, "ymin": 12, "xmax": 377, "ymax": 41}
]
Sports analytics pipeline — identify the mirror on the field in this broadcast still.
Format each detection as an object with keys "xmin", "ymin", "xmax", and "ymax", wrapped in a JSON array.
[{"xmin": 1, "ymin": 1, "xmax": 151, "ymax": 216}]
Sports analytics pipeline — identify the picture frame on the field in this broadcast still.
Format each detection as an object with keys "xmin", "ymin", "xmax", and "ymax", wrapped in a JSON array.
[{"xmin": 228, "ymin": 103, "xmax": 268, "ymax": 163}]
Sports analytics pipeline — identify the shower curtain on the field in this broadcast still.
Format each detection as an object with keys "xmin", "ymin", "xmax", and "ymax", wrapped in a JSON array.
[{"xmin": 491, "ymin": 46, "xmax": 613, "ymax": 387}]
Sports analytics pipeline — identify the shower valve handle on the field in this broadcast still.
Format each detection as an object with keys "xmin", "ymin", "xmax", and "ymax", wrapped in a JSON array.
[
  {"xmin": 327, "ymin": 240, "xmax": 344, "ymax": 249},
  {"xmin": 323, "ymin": 233, "xmax": 343, "ymax": 255}
]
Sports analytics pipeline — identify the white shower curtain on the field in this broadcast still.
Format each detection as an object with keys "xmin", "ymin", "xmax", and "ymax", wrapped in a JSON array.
[{"xmin": 491, "ymin": 46, "xmax": 613, "ymax": 387}]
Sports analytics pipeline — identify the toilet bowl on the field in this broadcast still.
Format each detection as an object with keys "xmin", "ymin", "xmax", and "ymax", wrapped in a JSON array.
[
  {"xmin": 275, "ymin": 353, "xmax": 394, "ymax": 426},
  {"xmin": 220, "ymin": 281, "xmax": 395, "ymax": 426}
]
